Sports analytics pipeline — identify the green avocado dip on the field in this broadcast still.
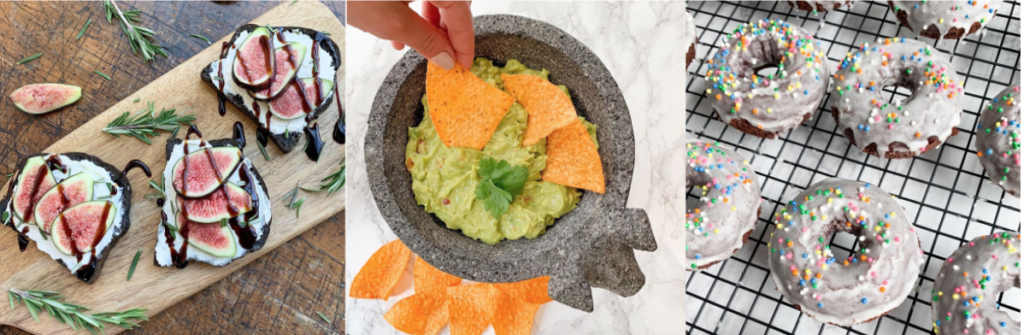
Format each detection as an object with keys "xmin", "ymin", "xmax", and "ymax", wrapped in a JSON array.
[{"xmin": 406, "ymin": 58, "xmax": 598, "ymax": 245}]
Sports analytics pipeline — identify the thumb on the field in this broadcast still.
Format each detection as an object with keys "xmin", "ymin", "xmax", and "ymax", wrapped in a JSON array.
[{"xmin": 394, "ymin": 13, "xmax": 458, "ymax": 70}]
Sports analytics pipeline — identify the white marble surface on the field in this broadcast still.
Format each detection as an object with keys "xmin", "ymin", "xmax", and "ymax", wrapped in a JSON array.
[{"xmin": 345, "ymin": 1, "xmax": 689, "ymax": 334}]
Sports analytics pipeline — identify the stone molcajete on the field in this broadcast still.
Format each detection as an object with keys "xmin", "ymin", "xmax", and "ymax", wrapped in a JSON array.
[{"xmin": 366, "ymin": 14, "xmax": 655, "ymax": 312}]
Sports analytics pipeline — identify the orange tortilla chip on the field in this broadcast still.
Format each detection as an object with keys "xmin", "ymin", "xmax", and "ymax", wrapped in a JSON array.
[
  {"xmin": 542, "ymin": 120, "xmax": 605, "ymax": 193},
  {"xmin": 384, "ymin": 294, "xmax": 443, "ymax": 334},
  {"xmin": 349, "ymin": 239, "xmax": 412, "ymax": 300},
  {"xmin": 427, "ymin": 62, "xmax": 515, "ymax": 150},
  {"xmin": 492, "ymin": 276, "xmax": 553, "ymax": 305},
  {"xmin": 421, "ymin": 299, "xmax": 451, "ymax": 335},
  {"xmin": 447, "ymin": 284, "xmax": 498, "ymax": 335},
  {"xmin": 414, "ymin": 257, "xmax": 462, "ymax": 297},
  {"xmin": 492, "ymin": 289, "xmax": 542, "ymax": 335},
  {"xmin": 500, "ymin": 74, "xmax": 578, "ymax": 146}
]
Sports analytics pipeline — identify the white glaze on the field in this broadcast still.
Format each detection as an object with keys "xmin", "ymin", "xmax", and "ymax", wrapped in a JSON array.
[
  {"xmin": 831, "ymin": 38, "xmax": 962, "ymax": 157},
  {"xmin": 767, "ymin": 178, "xmax": 923, "ymax": 326},
  {"xmin": 891, "ymin": 0, "xmax": 998, "ymax": 39},
  {"xmin": 685, "ymin": 140, "xmax": 761, "ymax": 270},
  {"xmin": 705, "ymin": 19, "xmax": 830, "ymax": 137},
  {"xmin": 975, "ymin": 85, "xmax": 1021, "ymax": 197},
  {"xmin": 207, "ymin": 28, "xmax": 337, "ymax": 134},
  {"xmin": 931, "ymin": 233, "xmax": 1019, "ymax": 334},
  {"xmin": 154, "ymin": 140, "xmax": 272, "ymax": 267},
  {"xmin": 4, "ymin": 155, "xmax": 125, "ymax": 274}
]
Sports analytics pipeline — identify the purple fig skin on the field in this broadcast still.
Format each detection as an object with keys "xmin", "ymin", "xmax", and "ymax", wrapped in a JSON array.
[{"xmin": 10, "ymin": 84, "xmax": 82, "ymax": 115}]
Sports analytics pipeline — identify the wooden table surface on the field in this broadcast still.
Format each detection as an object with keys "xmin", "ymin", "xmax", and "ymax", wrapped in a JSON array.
[{"xmin": 0, "ymin": 1, "xmax": 346, "ymax": 334}]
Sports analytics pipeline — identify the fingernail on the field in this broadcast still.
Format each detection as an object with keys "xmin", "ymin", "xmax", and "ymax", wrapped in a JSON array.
[{"xmin": 431, "ymin": 52, "xmax": 455, "ymax": 70}]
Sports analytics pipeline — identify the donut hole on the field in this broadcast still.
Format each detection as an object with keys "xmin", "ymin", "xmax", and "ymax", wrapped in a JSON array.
[
  {"xmin": 824, "ymin": 220, "xmax": 880, "ymax": 266},
  {"xmin": 754, "ymin": 64, "xmax": 782, "ymax": 78}
]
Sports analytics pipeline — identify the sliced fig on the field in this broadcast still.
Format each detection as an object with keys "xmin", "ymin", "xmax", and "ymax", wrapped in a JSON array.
[
  {"xmin": 176, "ymin": 212, "xmax": 237, "ymax": 258},
  {"xmin": 269, "ymin": 78, "xmax": 334, "ymax": 121},
  {"xmin": 232, "ymin": 27, "xmax": 277, "ymax": 89},
  {"xmin": 179, "ymin": 183, "xmax": 253, "ymax": 223},
  {"xmin": 34, "ymin": 173, "xmax": 94, "ymax": 233},
  {"xmin": 9, "ymin": 84, "xmax": 82, "ymax": 115},
  {"xmin": 51, "ymin": 201, "xmax": 116, "ymax": 256},
  {"xmin": 12, "ymin": 156, "xmax": 57, "ymax": 224},
  {"xmin": 171, "ymin": 147, "xmax": 243, "ymax": 198},
  {"xmin": 251, "ymin": 42, "xmax": 307, "ymax": 100}
]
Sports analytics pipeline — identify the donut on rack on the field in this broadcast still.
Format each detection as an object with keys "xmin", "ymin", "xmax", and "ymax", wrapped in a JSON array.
[
  {"xmin": 975, "ymin": 84, "xmax": 1020, "ymax": 197},
  {"xmin": 704, "ymin": 18, "xmax": 830, "ymax": 139},
  {"xmin": 830, "ymin": 38, "xmax": 962, "ymax": 159},
  {"xmin": 787, "ymin": 0, "xmax": 854, "ymax": 14},
  {"xmin": 889, "ymin": 0, "xmax": 999, "ymax": 39},
  {"xmin": 685, "ymin": 140, "xmax": 761, "ymax": 270},
  {"xmin": 767, "ymin": 178, "xmax": 923, "ymax": 326},
  {"xmin": 930, "ymin": 232, "xmax": 1020, "ymax": 335}
]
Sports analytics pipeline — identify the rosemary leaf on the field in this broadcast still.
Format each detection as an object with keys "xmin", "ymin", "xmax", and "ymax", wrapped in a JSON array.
[
  {"xmin": 219, "ymin": 218, "xmax": 228, "ymax": 228},
  {"xmin": 188, "ymin": 33, "xmax": 211, "ymax": 45},
  {"xmin": 290, "ymin": 0, "xmax": 298, "ymax": 5},
  {"xmin": 93, "ymin": 70, "xmax": 111, "ymax": 81},
  {"xmin": 305, "ymin": 159, "xmax": 345, "ymax": 195},
  {"xmin": 212, "ymin": 75, "xmax": 224, "ymax": 81},
  {"xmin": 76, "ymin": 19, "xmax": 93, "ymax": 40},
  {"xmin": 292, "ymin": 198, "xmax": 305, "ymax": 218},
  {"xmin": 127, "ymin": 249, "xmax": 142, "ymax": 281},
  {"xmin": 103, "ymin": 0, "xmax": 166, "ymax": 62},
  {"xmin": 133, "ymin": 98, "xmax": 140, "ymax": 103},
  {"xmin": 163, "ymin": 220, "xmax": 178, "ymax": 234},
  {"xmin": 103, "ymin": 103, "xmax": 195, "ymax": 144},
  {"xmin": 257, "ymin": 139, "xmax": 271, "ymax": 161},
  {"xmin": 17, "ymin": 53, "xmax": 42, "ymax": 65},
  {"xmin": 321, "ymin": 31, "xmax": 331, "ymax": 36},
  {"xmin": 317, "ymin": 311, "xmax": 330, "ymax": 323}
]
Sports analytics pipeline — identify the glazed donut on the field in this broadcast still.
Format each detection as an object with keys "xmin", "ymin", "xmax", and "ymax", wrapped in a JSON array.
[
  {"xmin": 705, "ymin": 19, "xmax": 830, "ymax": 139},
  {"xmin": 890, "ymin": 0, "xmax": 999, "ymax": 39},
  {"xmin": 931, "ymin": 232, "xmax": 1020, "ymax": 335},
  {"xmin": 685, "ymin": 140, "xmax": 761, "ymax": 270},
  {"xmin": 787, "ymin": 0, "xmax": 854, "ymax": 14},
  {"xmin": 830, "ymin": 38, "xmax": 962, "ymax": 159},
  {"xmin": 684, "ymin": 11, "xmax": 697, "ymax": 68},
  {"xmin": 975, "ymin": 84, "xmax": 1020, "ymax": 197},
  {"xmin": 767, "ymin": 178, "xmax": 923, "ymax": 326}
]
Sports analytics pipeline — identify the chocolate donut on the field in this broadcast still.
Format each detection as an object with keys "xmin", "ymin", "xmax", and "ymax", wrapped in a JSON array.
[
  {"xmin": 685, "ymin": 140, "xmax": 761, "ymax": 270},
  {"xmin": 975, "ymin": 85, "xmax": 1020, "ymax": 197},
  {"xmin": 684, "ymin": 10, "xmax": 697, "ymax": 68},
  {"xmin": 830, "ymin": 38, "xmax": 962, "ymax": 158},
  {"xmin": 705, "ymin": 19, "xmax": 830, "ymax": 139},
  {"xmin": 930, "ymin": 232, "xmax": 1020, "ymax": 335},
  {"xmin": 767, "ymin": 178, "xmax": 924, "ymax": 326},
  {"xmin": 890, "ymin": 0, "xmax": 999, "ymax": 39},
  {"xmin": 787, "ymin": 0, "xmax": 854, "ymax": 14}
]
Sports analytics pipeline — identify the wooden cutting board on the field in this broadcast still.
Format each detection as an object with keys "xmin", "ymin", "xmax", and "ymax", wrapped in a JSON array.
[{"xmin": 0, "ymin": 1, "xmax": 345, "ymax": 334}]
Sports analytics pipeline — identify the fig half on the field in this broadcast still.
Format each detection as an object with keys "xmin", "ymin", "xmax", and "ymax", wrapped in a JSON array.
[
  {"xmin": 9, "ymin": 84, "xmax": 82, "ymax": 115},
  {"xmin": 34, "ymin": 172, "xmax": 94, "ymax": 233},
  {"xmin": 11, "ymin": 156, "xmax": 57, "ymax": 225},
  {"xmin": 232, "ymin": 27, "xmax": 277, "ymax": 89},
  {"xmin": 269, "ymin": 78, "xmax": 334, "ymax": 121},
  {"xmin": 250, "ymin": 42, "xmax": 307, "ymax": 100},
  {"xmin": 171, "ymin": 147, "xmax": 243, "ymax": 198},
  {"xmin": 51, "ymin": 201, "xmax": 116, "ymax": 256}
]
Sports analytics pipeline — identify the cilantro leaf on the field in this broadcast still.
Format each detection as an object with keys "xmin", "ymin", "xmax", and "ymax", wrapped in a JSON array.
[{"xmin": 475, "ymin": 158, "xmax": 529, "ymax": 219}]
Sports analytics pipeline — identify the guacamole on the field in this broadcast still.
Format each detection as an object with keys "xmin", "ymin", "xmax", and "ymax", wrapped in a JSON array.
[{"xmin": 406, "ymin": 58, "xmax": 598, "ymax": 245}]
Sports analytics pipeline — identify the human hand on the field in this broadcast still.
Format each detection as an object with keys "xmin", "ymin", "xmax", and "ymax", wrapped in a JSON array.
[{"xmin": 349, "ymin": 1, "xmax": 474, "ymax": 70}]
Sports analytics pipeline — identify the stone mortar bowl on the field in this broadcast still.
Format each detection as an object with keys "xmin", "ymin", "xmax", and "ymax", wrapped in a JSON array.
[{"xmin": 365, "ymin": 14, "xmax": 655, "ymax": 312}]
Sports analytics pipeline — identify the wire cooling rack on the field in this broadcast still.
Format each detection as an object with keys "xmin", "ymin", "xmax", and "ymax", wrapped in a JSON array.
[{"xmin": 684, "ymin": 1, "xmax": 1021, "ymax": 334}]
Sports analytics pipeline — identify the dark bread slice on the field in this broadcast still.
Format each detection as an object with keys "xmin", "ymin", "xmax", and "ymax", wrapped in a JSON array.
[
  {"xmin": 154, "ymin": 137, "xmax": 273, "ymax": 266},
  {"xmin": 200, "ymin": 24, "xmax": 342, "ymax": 153},
  {"xmin": 0, "ymin": 153, "xmax": 135, "ymax": 283}
]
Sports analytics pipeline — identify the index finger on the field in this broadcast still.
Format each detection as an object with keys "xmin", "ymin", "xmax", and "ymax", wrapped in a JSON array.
[{"xmin": 429, "ymin": 1, "xmax": 474, "ymax": 69}]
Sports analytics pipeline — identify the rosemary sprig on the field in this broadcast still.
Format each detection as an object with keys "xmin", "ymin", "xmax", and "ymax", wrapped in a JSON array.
[
  {"xmin": 212, "ymin": 75, "xmax": 224, "ymax": 81},
  {"xmin": 93, "ymin": 70, "xmax": 111, "ymax": 81},
  {"xmin": 77, "ymin": 19, "xmax": 93, "ymax": 40},
  {"xmin": 103, "ymin": 0, "xmax": 167, "ymax": 62},
  {"xmin": 188, "ymin": 33, "xmax": 211, "ymax": 45},
  {"xmin": 317, "ymin": 311, "xmax": 330, "ymax": 324},
  {"xmin": 127, "ymin": 249, "xmax": 142, "ymax": 281},
  {"xmin": 6, "ymin": 288, "xmax": 148, "ymax": 334},
  {"xmin": 301, "ymin": 159, "xmax": 345, "ymax": 195},
  {"xmin": 162, "ymin": 220, "xmax": 178, "ymax": 234},
  {"xmin": 103, "ymin": 102, "xmax": 196, "ymax": 144},
  {"xmin": 283, "ymin": 182, "xmax": 305, "ymax": 218},
  {"xmin": 144, "ymin": 175, "xmax": 166, "ymax": 202},
  {"xmin": 17, "ymin": 53, "xmax": 42, "ymax": 65}
]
